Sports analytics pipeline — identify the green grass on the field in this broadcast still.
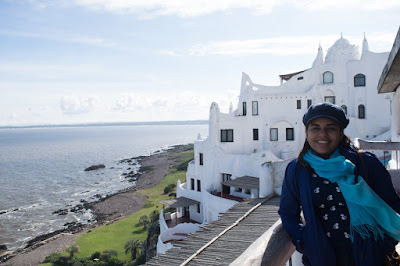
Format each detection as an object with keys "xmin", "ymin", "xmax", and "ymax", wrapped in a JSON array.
[{"xmin": 71, "ymin": 148, "xmax": 194, "ymax": 262}]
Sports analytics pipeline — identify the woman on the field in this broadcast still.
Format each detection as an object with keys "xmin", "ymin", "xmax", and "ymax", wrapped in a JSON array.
[{"xmin": 278, "ymin": 102, "xmax": 400, "ymax": 266}]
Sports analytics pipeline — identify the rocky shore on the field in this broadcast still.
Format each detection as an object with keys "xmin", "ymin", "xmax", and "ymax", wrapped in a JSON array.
[{"xmin": 1, "ymin": 144, "xmax": 193, "ymax": 266}]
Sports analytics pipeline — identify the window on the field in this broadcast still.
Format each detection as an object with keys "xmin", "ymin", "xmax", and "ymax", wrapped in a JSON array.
[
  {"xmin": 252, "ymin": 101, "xmax": 258, "ymax": 115},
  {"xmin": 286, "ymin": 128, "xmax": 294, "ymax": 141},
  {"xmin": 354, "ymin": 74, "xmax": 366, "ymax": 87},
  {"xmin": 358, "ymin": 104, "xmax": 365, "ymax": 119},
  {"xmin": 324, "ymin": 96, "xmax": 336, "ymax": 104},
  {"xmin": 191, "ymin": 178, "xmax": 195, "ymax": 190},
  {"xmin": 341, "ymin": 105, "xmax": 347, "ymax": 114},
  {"xmin": 307, "ymin": 99, "xmax": 312, "ymax": 108},
  {"xmin": 253, "ymin": 129, "xmax": 259, "ymax": 141},
  {"xmin": 242, "ymin": 102, "xmax": 247, "ymax": 116},
  {"xmin": 323, "ymin": 71, "xmax": 334, "ymax": 84},
  {"xmin": 222, "ymin": 173, "xmax": 231, "ymax": 182},
  {"xmin": 197, "ymin": 203, "xmax": 201, "ymax": 213},
  {"xmin": 270, "ymin": 128, "xmax": 278, "ymax": 141},
  {"xmin": 235, "ymin": 187, "xmax": 242, "ymax": 192},
  {"xmin": 199, "ymin": 153, "xmax": 203, "ymax": 165},
  {"xmin": 197, "ymin": 180, "xmax": 201, "ymax": 192},
  {"xmin": 298, "ymin": 76, "xmax": 304, "ymax": 80},
  {"xmin": 297, "ymin": 100, "xmax": 301, "ymax": 109},
  {"xmin": 221, "ymin": 129, "xmax": 234, "ymax": 142},
  {"xmin": 245, "ymin": 189, "xmax": 251, "ymax": 195}
]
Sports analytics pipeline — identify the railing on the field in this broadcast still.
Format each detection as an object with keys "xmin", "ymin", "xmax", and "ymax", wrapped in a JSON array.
[
  {"xmin": 354, "ymin": 138, "xmax": 400, "ymax": 192},
  {"xmin": 231, "ymin": 220, "xmax": 297, "ymax": 266}
]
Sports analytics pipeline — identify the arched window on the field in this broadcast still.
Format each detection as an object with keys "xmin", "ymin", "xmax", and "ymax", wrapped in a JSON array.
[
  {"xmin": 323, "ymin": 71, "xmax": 334, "ymax": 84},
  {"xmin": 341, "ymin": 105, "xmax": 347, "ymax": 114},
  {"xmin": 354, "ymin": 74, "xmax": 366, "ymax": 87},
  {"xmin": 358, "ymin": 104, "xmax": 365, "ymax": 119}
]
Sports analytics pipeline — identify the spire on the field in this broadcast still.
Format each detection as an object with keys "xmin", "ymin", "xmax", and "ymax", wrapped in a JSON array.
[
  {"xmin": 362, "ymin": 32, "xmax": 369, "ymax": 59},
  {"xmin": 312, "ymin": 43, "xmax": 324, "ymax": 67}
]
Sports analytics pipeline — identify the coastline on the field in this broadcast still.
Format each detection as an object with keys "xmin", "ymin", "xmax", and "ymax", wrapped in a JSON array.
[{"xmin": 1, "ymin": 143, "xmax": 193, "ymax": 266}]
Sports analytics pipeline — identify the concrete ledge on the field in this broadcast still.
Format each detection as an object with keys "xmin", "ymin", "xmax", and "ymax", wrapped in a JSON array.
[{"xmin": 230, "ymin": 219, "xmax": 295, "ymax": 266}]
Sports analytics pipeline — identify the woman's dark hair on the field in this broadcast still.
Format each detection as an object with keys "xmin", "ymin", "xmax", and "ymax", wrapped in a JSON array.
[{"xmin": 297, "ymin": 128, "xmax": 355, "ymax": 168}]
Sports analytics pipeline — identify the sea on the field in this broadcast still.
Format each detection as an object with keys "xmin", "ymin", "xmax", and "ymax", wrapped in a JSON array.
[{"xmin": 0, "ymin": 123, "xmax": 208, "ymax": 251}]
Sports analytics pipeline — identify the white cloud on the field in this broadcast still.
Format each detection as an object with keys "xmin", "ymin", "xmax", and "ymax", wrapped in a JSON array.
[
  {"xmin": 161, "ymin": 32, "xmax": 396, "ymax": 57},
  {"xmin": 27, "ymin": 0, "xmax": 400, "ymax": 17},
  {"xmin": 0, "ymin": 29, "xmax": 116, "ymax": 48},
  {"xmin": 59, "ymin": 95, "xmax": 100, "ymax": 115}
]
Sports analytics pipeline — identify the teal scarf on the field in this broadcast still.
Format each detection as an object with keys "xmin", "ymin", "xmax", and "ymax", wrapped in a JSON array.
[{"xmin": 304, "ymin": 149, "xmax": 400, "ymax": 242}]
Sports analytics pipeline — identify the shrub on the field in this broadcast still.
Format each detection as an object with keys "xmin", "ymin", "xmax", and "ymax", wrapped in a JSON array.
[
  {"xmin": 43, "ymin": 252, "xmax": 63, "ymax": 263},
  {"xmin": 89, "ymin": 251, "xmax": 101, "ymax": 260},
  {"xmin": 163, "ymin": 183, "xmax": 176, "ymax": 194}
]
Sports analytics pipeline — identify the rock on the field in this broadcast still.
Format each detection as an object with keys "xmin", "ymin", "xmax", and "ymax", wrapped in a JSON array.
[
  {"xmin": 84, "ymin": 164, "xmax": 106, "ymax": 171},
  {"xmin": 0, "ymin": 245, "xmax": 7, "ymax": 251},
  {"xmin": 52, "ymin": 209, "xmax": 68, "ymax": 215}
]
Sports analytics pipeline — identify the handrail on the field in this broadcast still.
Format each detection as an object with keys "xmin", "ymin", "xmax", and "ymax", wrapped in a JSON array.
[{"xmin": 354, "ymin": 138, "xmax": 400, "ymax": 151}]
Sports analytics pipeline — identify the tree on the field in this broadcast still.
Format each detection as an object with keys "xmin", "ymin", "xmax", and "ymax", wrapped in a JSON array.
[
  {"xmin": 66, "ymin": 245, "xmax": 80, "ymax": 259},
  {"xmin": 149, "ymin": 210, "xmax": 160, "ymax": 223},
  {"xmin": 138, "ymin": 215, "xmax": 150, "ymax": 230},
  {"xmin": 124, "ymin": 239, "xmax": 142, "ymax": 260}
]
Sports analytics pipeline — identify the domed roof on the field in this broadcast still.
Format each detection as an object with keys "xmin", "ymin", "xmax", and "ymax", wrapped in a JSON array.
[{"xmin": 325, "ymin": 37, "xmax": 360, "ymax": 63}]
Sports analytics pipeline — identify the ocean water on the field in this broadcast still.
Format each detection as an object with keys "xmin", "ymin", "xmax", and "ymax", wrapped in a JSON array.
[{"xmin": 0, "ymin": 124, "xmax": 208, "ymax": 251}]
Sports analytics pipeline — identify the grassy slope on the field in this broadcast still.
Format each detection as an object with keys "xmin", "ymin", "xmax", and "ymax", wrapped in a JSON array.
[{"xmin": 70, "ymin": 149, "xmax": 193, "ymax": 261}]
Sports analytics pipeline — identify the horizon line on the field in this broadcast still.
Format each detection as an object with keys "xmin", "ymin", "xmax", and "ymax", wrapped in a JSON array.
[{"xmin": 0, "ymin": 119, "xmax": 209, "ymax": 129}]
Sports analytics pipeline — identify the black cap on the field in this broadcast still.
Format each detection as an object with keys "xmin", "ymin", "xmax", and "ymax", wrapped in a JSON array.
[{"xmin": 303, "ymin": 102, "xmax": 349, "ymax": 129}]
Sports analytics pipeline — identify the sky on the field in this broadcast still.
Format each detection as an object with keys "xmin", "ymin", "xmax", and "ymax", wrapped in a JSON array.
[{"xmin": 0, "ymin": 0, "xmax": 399, "ymax": 126}]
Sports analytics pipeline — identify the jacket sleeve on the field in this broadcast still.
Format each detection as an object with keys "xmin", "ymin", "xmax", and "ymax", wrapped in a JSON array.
[
  {"xmin": 278, "ymin": 160, "xmax": 305, "ymax": 252},
  {"xmin": 363, "ymin": 152, "xmax": 400, "ymax": 214}
]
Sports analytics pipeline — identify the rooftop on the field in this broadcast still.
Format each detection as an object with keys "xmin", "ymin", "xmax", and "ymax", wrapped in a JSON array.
[{"xmin": 147, "ymin": 196, "xmax": 280, "ymax": 265}]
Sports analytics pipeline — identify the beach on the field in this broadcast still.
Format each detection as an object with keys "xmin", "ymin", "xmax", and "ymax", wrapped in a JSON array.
[{"xmin": 1, "ymin": 144, "xmax": 192, "ymax": 266}]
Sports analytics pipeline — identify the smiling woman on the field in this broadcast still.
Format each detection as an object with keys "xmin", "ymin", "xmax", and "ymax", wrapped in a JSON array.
[{"xmin": 279, "ymin": 102, "xmax": 400, "ymax": 266}]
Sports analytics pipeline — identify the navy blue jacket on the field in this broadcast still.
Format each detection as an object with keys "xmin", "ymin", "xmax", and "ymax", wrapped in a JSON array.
[{"xmin": 279, "ymin": 148, "xmax": 400, "ymax": 266}]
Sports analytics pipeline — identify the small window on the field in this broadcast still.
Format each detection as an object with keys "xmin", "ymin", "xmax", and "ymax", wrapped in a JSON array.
[
  {"xmin": 245, "ymin": 188, "xmax": 251, "ymax": 195},
  {"xmin": 197, "ymin": 203, "xmax": 201, "ymax": 213},
  {"xmin": 286, "ymin": 128, "xmax": 294, "ymax": 141},
  {"xmin": 324, "ymin": 96, "xmax": 336, "ymax": 104},
  {"xmin": 341, "ymin": 105, "xmax": 347, "ymax": 114},
  {"xmin": 270, "ymin": 128, "xmax": 278, "ymax": 141},
  {"xmin": 221, "ymin": 129, "xmax": 234, "ymax": 142},
  {"xmin": 323, "ymin": 71, "xmax": 334, "ymax": 84},
  {"xmin": 191, "ymin": 178, "xmax": 195, "ymax": 190},
  {"xmin": 197, "ymin": 180, "xmax": 201, "ymax": 192},
  {"xmin": 252, "ymin": 101, "xmax": 258, "ymax": 115},
  {"xmin": 354, "ymin": 74, "xmax": 366, "ymax": 87},
  {"xmin": 242, "ymin": 102, "xmax": 247, "ymax": 116},
  {"xmin": 222, "ymin": 173, "xmax": 231, "ymax": 182},
  {"xmin": 297, "ymin": 100, "xmax": 301, "ymax": 109},
  {"xmin": 307, "ymin": 99, "xmax": 312, "ymax": 108},
  {"xmin": 199, "ymin": 153, "xmax": 203, "ymax": 165},
  {"xmin": 253, "ymin": 129, "xmax": 259, "ymax": 141},
  {"xmin": 358, "ymin": 104, "xmax": 365, "ymax": 119},
  {"xmin": 297, "ymin": 76, "xmax": 304, "ymax": 80},
  {"xmin": 235, "ymin": 187, "xmax": 242, "ymax": 192}
]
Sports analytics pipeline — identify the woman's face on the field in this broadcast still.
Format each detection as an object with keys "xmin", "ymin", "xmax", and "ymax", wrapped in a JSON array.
[{"xmin": 306, "ymin": 117, "xmax": 344, "ymax": 159}]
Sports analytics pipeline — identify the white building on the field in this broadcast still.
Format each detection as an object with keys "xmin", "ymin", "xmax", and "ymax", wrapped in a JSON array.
[{"xmin": 158, "ymin": 35, "xmax": 392, "ymax": 253}]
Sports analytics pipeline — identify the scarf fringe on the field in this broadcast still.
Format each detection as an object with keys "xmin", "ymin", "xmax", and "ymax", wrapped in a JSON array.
[{"xmin": 350, "ymin": 223, "xmax": 386, "ymax": 242}]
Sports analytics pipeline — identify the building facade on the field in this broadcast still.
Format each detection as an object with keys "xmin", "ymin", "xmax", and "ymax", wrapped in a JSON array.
[{"xmin": 157, "ymin": 35, "xmax": 392, "ymax": 253}]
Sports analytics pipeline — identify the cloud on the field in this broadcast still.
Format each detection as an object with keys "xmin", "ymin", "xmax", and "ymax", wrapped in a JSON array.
[
  {"xmin": 26, "ymin": 0, "xmax": 400, "ymax": 18},
  {"xmin": 0, "ymin": 29, "xmax": 117, "ymax": 48},
  {"xmin": 161, "ymin": 32, "xmax": 396, "ymax": 57},
  {"xmin": 59, "ymin": 95, "xmax": 99, "ymax": 115}
]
